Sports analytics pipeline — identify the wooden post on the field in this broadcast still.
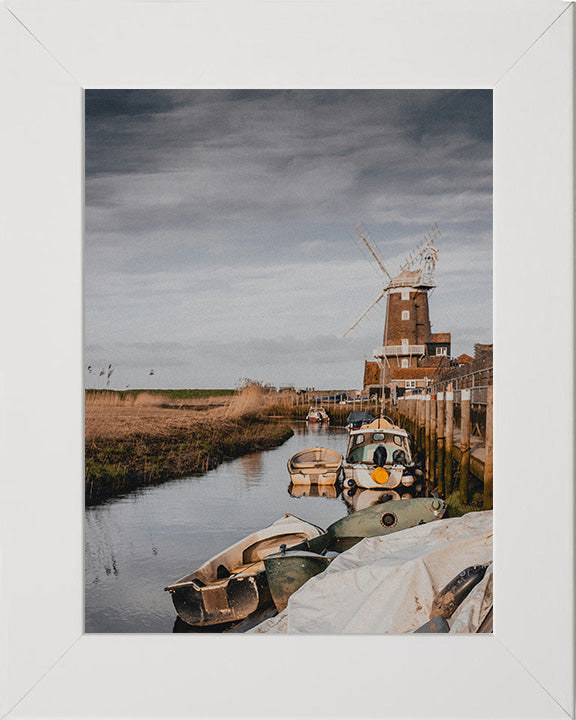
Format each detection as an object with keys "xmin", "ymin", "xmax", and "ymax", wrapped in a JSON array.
[
  {"xmin": 415, "ymin": 396, "xmax": 422, "ymax": 453},
  {"xmin": 459, "ymin": 389, "xmax": 471, "ymax": 503},
  {"xmin": 429, "ymin": 394, "xmax": 437, "ymax": 488},
  {"xmin": 425, "ymin": 394, "xmax": 431, "ymax": 480},
  {"xmin": 484, "ymin": 385, "xmax": 493, "ymax": 509},
  {"xmin": 445, "ymin": 390, "xmax": 454, "ymax": 494},
  {"xmin": 436, "ymin": 391, "xmax": 445, "ymax": 495},
  {"xmin": 419, "ymin": 395, "xmax": 426, "ymax": 453}
]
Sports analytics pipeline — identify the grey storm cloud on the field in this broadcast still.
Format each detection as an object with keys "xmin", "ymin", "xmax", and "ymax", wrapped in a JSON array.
[{"xmin": 85, "ymin": 89, "xmax": 492, "ymax": 389}]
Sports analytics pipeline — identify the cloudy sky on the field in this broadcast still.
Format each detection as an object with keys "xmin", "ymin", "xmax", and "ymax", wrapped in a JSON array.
[{"xmin": 85, "ymin": 90, "xmax": 492, "ymax": 391}]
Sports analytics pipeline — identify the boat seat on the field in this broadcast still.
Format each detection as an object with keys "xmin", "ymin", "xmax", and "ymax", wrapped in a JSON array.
[
  {"xmin": 242, "ymin": 533, "xmax": 309, "ymax": 563},
  {"xmin": 292, "ymin": 462, "xmax": 339, "ymax": 470},
  {"xmin": 230, "ymin": 560, "xmax": 265, "ymax": 577}
]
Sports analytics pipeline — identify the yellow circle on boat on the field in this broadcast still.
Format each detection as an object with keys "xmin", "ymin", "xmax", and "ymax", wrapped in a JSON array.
[{"xmin": 371, "ymin": 467, "xmax": 389, "ymax": 484}]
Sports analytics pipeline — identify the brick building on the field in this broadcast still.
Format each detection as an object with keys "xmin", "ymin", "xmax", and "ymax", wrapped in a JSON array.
[{"xmin": 362, "ymin": 266, "xmax": 451, "ymax": 398}]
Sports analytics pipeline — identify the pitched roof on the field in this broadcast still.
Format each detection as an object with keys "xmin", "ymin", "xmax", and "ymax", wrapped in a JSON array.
[
  {"xmin": 457, "ymin": 353, "xmax": 474, "ymax": 364},
  {"xmin": 428, "ymin": 332, "xmax": 451, "ymax": 343},
  {"xmin": 387, "ymin": 367, "xmax": 432, "ymax": 380}
]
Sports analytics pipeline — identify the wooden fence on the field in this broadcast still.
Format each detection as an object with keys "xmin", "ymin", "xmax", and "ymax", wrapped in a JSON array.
[{"xmin": 388, "ymin": 387, "xmax": 493, "ymax": 509}]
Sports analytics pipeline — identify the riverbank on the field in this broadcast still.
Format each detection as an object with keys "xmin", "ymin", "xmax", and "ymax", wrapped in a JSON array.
[{"xmin": 85, "ymin": 389, "xmax": 293, "ymax": 505}]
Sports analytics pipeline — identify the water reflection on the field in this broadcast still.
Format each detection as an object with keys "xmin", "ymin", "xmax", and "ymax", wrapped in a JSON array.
[
  {"xmin": 288, "ymin": 482, "xmax": 339, "ymax": 499},
  {"xmin": 341, "ymin": 486, "xmax": 399, "ymax": 513},
  {"xmin": 172, "ymin": 606, "xmax": 278, "ymax": 634},
  {"xmin": 238, "ymin": 452, "xmax": 264, "ymax": 485},
  {"xmin": 305, "ymin": 422, "xmax": 324, "ymax": 434},
  {"xmin": 85, "ymin": 423, "xmax": 348, "ymax": 633}
]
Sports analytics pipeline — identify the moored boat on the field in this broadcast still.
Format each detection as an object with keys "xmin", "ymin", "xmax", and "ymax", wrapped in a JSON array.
[
  {"xmin": 265, "ymin": 497, "xmax": 446, "ymax": 610},
  {"xmin": 342, "ymin": 417, "xmax": 425, "ymax": 493},
  {"xmin": 306, "ymin": 406, "xmax": 329, "ymax": 423},
  {"xmin": 264, "ymin": 549, "xmax": 334, "ymax": 612},
  {"xmin": 430, "ymin": 564, "xmax": 489, "ymax": 620},
  {"xmin": 164, "ymin": 514, "xmax": 324, "ymax": 627},
  {"xmin": 287, "ymin": 447, "xmax": 343, "ymax": 485},
  {"xmin": 346, "ymin": 410, "xmax": 375, "ymax": 431},
  {"xmin": 316, "ymin": 495, "xmax": 445, "ymax": 552}
]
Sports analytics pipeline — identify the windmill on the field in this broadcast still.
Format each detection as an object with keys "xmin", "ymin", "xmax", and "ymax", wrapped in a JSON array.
[{"xmin": 345, "ymin": 223, "xmax": 441, "ymax": 410}]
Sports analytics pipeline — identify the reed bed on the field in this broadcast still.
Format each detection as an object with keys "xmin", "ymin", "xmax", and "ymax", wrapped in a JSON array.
[
  {"xmin": 85, "ymin": 387, "xmax": 292, "ymax": 505},
  {"xmin": 85, "ymin": 386, "xmax": 379, "ymax": 505}
]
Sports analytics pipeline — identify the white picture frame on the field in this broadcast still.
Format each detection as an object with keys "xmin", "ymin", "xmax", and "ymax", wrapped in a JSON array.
[{"xmin": 0, "ymin": 0, "xmax": 573, "ymax": 717}]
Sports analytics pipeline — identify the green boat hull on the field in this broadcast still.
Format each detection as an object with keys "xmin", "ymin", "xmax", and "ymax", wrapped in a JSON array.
[
  {"xmin": 264, "ymin": 551, "xmax": 332, "ymax": 612},
  {"xmin": 292, "ymin": 497, "xmax": 446, "ymax": 554},
  {"xmin": 268, "ymin": 497, "xmax": 446, "ymax": 608}
]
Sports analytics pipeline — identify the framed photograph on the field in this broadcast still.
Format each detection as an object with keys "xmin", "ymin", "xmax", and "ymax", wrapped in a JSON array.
[{"xmin": 1, "ymin": 1, "xmax": 573, "ymax": 717}]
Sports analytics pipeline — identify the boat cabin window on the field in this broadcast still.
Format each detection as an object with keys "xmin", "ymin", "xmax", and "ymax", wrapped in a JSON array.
[{"xmin": 346, "ymin": 431, "xmax": 410, "ymax": 464}]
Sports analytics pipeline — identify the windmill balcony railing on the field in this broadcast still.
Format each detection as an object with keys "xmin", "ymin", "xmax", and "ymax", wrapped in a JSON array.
[{"xmin": 373, "ymin": 344, "xmax": 426, "ymax": 357}]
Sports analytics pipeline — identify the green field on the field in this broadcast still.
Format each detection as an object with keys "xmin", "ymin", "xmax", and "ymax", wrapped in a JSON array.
[{"xmin": 85, "ymin": 388, "xmax": 235, "ymax": 400}]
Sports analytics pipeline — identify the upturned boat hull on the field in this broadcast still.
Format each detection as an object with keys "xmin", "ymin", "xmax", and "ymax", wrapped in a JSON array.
[
  {"xmin": 265, "ymin": 497, "xmax": 447, "ymax": 609},
  {"xmin": 292, "ymin": 497, "xmax": 446, "ymax": 554},
  {"xmin": 264, "ymin": 551, "xmax": 332, "ymax": 612}
]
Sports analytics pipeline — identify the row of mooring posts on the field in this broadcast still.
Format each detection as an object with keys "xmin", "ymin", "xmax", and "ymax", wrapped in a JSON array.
[{"xmin": 391, "ymin": 387, "xmax": 493, "ymax": 510}]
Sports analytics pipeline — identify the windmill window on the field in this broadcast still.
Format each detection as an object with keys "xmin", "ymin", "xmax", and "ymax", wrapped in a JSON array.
[
  {"xmin": 401, "ymin": 310, "xmax": 410, "ymax": 320},
  {"xmin": 401, "ymin": 359, "xmax": 409, "ymax": 368},
  {"xmin": 401, "ymin": 289, "xmax": 410, "ymax": 301}
]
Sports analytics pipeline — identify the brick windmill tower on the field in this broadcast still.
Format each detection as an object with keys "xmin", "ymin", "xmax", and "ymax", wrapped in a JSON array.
[{"xmin": 345, "ymin": 224, "xmax": 451, "ymax": 398}]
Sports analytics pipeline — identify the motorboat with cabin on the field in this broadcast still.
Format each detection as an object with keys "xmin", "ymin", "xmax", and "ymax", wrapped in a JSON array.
[
  {"xmin": 306, "ymin": 406, "xmax": 329, "ymax": 423},
  {"xmin": 346, "ymin": 410, "xmax": 375, "ymax": 431},
  {"xmin": 342, "ymin": 417, "xmax": 425, "ymax": 493}
]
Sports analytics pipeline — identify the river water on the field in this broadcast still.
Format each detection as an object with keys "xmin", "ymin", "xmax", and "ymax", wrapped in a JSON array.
[{"xmin": 84, "ymin": 423, "xmax": 350, "ymax": 633}]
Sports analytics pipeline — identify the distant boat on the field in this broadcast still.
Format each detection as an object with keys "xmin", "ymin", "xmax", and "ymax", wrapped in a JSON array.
[
  {"xmin": 265, "ymin": 497, "xmax": 446, "ymax": 611},
  {"xmin": 164, "ymin": 514, "xmax": 323, "ymax": 627},
  {"xmin": 342, "ymin": 417, "xmax": 426, "ymax": 493},
  {"xmin": 346, "ymin": 410, "xmax": 375, "ymax": 430},
  {"xmin": 306, "ymin": 406, "xmax": 329, "ymax": 423},
  {"xmin": 287, "ymin": 447, "xmax": 343, "ymax": 485}
]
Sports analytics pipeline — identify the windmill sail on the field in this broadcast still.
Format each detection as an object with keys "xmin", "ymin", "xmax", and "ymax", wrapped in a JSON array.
[
  {"xmin": 343, "ymin": 288, "xmax": 387, "ymax": 338},
  {"xmin": 355, "ymin": 225, "xmax": 393, "ymax": 280},
  {"xmin": 399, "ymin": 224, "xmax": 440, "ymax": 273}
]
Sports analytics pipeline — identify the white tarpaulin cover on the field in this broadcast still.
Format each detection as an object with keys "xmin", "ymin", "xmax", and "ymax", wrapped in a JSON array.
[{"xmin": 251, "ymin": 510, "xmax": 493, "ymax": 634}]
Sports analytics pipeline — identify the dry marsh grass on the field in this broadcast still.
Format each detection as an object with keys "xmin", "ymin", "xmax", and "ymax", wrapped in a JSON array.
[
  {"xmin": 85, "ymin": 391, "xmax": 231, "ymax": 442},
  {"xmin": 85, "ymin": 388, "xmax": 293, "ymax": 505}
]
